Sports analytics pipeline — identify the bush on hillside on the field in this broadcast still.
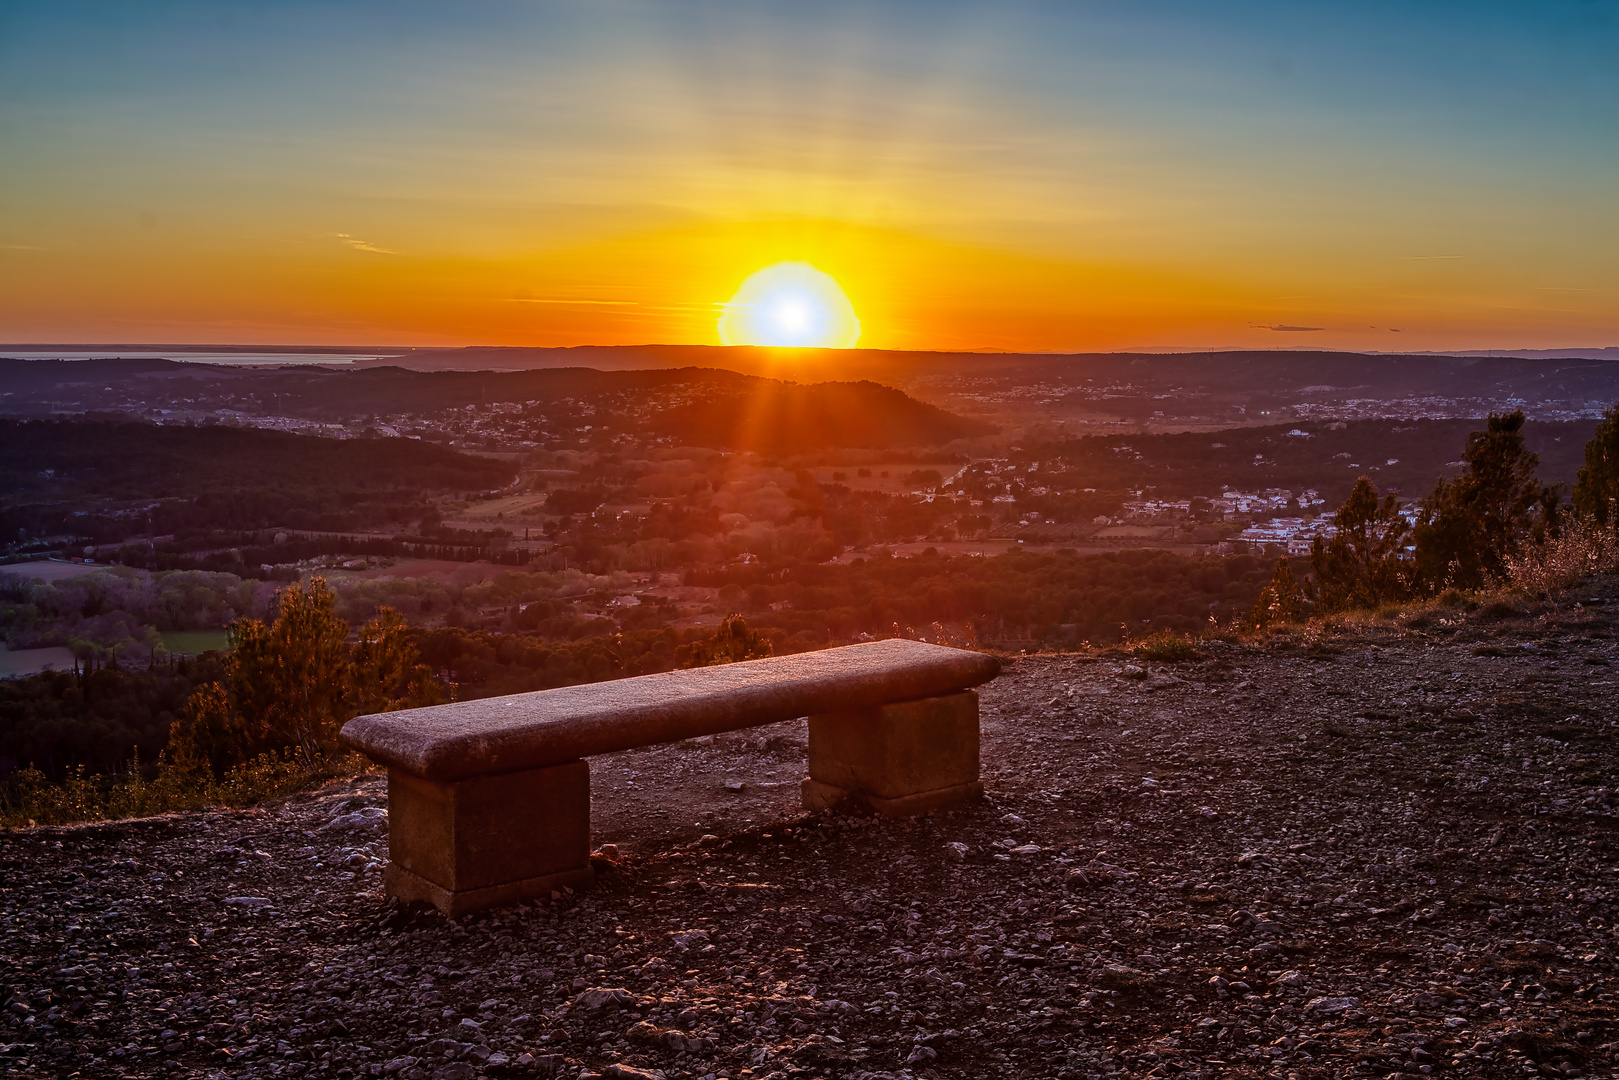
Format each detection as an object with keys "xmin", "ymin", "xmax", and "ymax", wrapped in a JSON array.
[
  {"xmin": 1502, "ymin": 517, "xmax": 1619, "ymax": 593},
  {"xmin": 1310, "ymin": 477, "xmax": 1413, "ymax": 612},
  {"xmin": 1250, "ymin": 557, "xmax": 1312, "ymax": 629},
  {"xmin": 0, "ymin": 749, "xmax": 337, "ymax": 828},
  {"xmin": 680, "ymin": 616, "xmax": 775, "ymax": 668},
  {"xmin": 168, "ymin": 577, "xmax": 441, "ymax": 777},
  {"xmin": 1131, "ymin": 630, "xmax": 1203, "ymax": 662},
  {"xmin": 1574, "ymin": 402, "xmax": 1619, "ymax": 527},
  {"xmin": 1413, "ymin": 410, "xmax": 1564, "ymax": 591}
]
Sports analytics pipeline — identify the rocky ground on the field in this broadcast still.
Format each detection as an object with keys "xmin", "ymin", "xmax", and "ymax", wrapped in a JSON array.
[{"xmin": 3, "ymin": 582, "xmax": 1618, "ymax": 1080}]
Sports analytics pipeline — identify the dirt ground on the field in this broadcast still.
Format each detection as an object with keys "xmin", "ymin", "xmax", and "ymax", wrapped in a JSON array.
[{"xmin": 3, "ymin": 580, "xmax": 1617, "ymax": 1080}]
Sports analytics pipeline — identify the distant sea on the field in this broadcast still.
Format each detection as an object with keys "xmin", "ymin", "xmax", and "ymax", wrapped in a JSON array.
[{"xmin": 1, "ymin": 350, "xmax": 394, "ymax": 366}]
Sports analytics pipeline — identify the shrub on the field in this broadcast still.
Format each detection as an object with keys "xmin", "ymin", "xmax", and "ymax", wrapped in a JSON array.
[
  {"xmin": 1132, "ymin": 630, "xmax": 1202, "ymax": 662},
  {"xmin": 1501, "ymin": 517, "xmax": 1619, "ymax": 593},
  {"xmin": 1573, "ymin": 401, "xmax": 1619, "ymax": 526},
  {"xmin": 0, "ymin": 747, "xmax": 352, "ymax": 828},
  {"xmin": 1250, "ymin": 557, "xmax": 1311, "ymax": 629},
  {"xmin": 1310, "ymin": 477, "xmax": 1413, "ymax": 611},
  {"xmin": 680, "ymin": 616, "xmax": 774, "ymax": 667},
  {"xmin": 1413, "ymin": 410, "xmax": 1563, "ymax": 591}
]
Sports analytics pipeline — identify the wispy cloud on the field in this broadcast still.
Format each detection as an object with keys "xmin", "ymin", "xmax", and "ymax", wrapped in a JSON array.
[
  {"xmin": 335, "ymin": 233, "xmax": 394, "ymax": 254},
  {"xmin": 1399, "ymin": 255, "xmax": 1463, "ymax": 260},
  {"xmin": 1258, "ymin": 324, "xmax": 1324, "ymax": 332},
  {"xmin": 2, "ymin": 244, "xmax": 43, "ymax": 251},
  {"xmin": 501, "ymin": 297, "xmax": 636, "ymax": 306}
]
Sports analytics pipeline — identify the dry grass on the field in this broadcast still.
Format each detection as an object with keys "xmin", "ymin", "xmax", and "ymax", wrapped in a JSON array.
[
  {"xmin": 1130, "ymin": 629, "xmax": 1204, "ymax": 662},
  {"xmin": 1502, "ymin": 519, "xmax": 1619, "ymax": 593},
  {"xmin": 0, "ymin": 751, "xmax": 367, "ymax": 828}
]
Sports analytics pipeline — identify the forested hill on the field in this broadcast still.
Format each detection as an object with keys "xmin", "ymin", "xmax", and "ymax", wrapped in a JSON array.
[
  {"xmin": 291, "ymin": 367, "xmax": 991, "ymax": 451},
  {"xmin": 343, "ymin": 345, "xmax": 1619, "ymax": 404},
  {"xmin": 1028, "ymin": 416, "xmax": 1596, "ymax": 503},
  {"xmin": 0, "ymin": 362, "xmax": 993, "ymax": 451},
  {"xmin": 0, "ymin": 421, "xmax": 515, "ymax": 532}
]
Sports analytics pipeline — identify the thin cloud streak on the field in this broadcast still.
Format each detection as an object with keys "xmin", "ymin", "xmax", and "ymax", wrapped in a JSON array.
[{"xmin": 335, "ymin": 233, "xmax": 395, "ymax": 255}]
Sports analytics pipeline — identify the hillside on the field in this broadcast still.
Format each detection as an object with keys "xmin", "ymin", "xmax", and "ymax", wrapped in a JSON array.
[
  {"xmin": 0, "ymin": 362, "xmax": 992, "ymax": 452},
  {"xmin": 1033, "ymin": 417, "xmax": 1597, "ymax": 503},
  {"xmin": 0, "ymin": 421, "xmax": 513, "ymax": 503},
  {"xmin": 335, "ymin": 346, "xmax": 1619, "ymax": 419},
  {"xmin": 0, "ymin": 421, "xmax": 515, "ymax": 538},
  {"xmin": 343, "ymin": 343, "xmax": 1619, "ymax": 395},
  {"xmin": 3, "ymin": 582, "xmax": 1616, "ymax": 1079}
]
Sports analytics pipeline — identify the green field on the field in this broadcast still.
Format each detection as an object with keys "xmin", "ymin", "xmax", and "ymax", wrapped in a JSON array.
[{"xmin": 159, "ymin": 630, "xmax": 232, "ymax": 655}]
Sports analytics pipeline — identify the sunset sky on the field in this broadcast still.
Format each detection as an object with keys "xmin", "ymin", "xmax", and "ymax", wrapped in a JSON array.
[{"xmin": 1, "ymin": 1, "xmax": 1615, "ymax": 353}]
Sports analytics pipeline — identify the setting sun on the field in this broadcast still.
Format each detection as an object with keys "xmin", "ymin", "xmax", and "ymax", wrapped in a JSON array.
[{"xmin": 716, "ymin": 262, "xmax": 861, "ymax": 348}]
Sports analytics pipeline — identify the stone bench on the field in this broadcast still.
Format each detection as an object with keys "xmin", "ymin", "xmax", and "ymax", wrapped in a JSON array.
[{"xmin": 340, "ymin": 639, "xmax": 1000, "ymax": 915}]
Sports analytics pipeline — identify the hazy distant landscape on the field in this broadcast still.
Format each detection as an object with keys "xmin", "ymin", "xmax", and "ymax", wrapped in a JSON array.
[{"xmin": 3, "ymin": 344, "xmax": 1614, "ymax": 726}]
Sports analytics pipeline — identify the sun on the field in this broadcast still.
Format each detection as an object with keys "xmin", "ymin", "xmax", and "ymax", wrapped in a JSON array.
[{"xmin": 717, "ymin": 262, "xmax": 861, "ymax": 348}]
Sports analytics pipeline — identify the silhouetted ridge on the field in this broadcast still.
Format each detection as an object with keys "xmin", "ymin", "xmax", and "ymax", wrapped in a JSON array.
[
  {"xmin": 0, "ymin": 420, "xmax": 512, "ymax": 504},
  {"xmin": 0, "ymin": 362, "xmax": 992, "ymax": 451}
]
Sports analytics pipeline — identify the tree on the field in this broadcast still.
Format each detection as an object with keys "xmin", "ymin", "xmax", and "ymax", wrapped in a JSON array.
[
  {"xmin": 168, "ymin": 681, "xmax": 255, "ymax": 778},
  {"xmin": 1310, "ymin": 476, "xmax": 1412, "ymax": 612},
  {"xmin": 351, "ymin": 608, "xmax": 444, "ymax": 717},
  {"xmin": 682, "ymin": 616, "xmax": 774, "ymax": 667},
  {"xmin": 1574, "ymin": 401, "xmax": 1619, "ymax": 526},
  {"xmin": 170, "ymin": 577, "xmax": 440, "ymax": 775},
  {"xmin": 1412, "ymin": 411, "xmax": 1562, "ymax": 590},
  {"xmin": 1249, "ymin": 557, "xmax": 1310, "ymax": 629},
  {"xmin": 227, "ymin": 577, "xmax": 352, "ymax": 764}
]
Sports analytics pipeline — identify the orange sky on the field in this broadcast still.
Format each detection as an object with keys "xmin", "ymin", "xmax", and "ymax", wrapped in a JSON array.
[{"xmin": 2, "ymin": 3, "xmax": 1615, "ymax": 353}]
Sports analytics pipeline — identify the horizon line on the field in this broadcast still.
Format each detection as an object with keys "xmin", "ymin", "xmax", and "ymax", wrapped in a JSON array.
[{"xmin": 3, "ymin": 342, "xmax": 1618, "ymax": 360}]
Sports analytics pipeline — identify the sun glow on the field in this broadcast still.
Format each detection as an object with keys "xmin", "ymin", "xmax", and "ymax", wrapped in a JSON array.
[{"xmin": 717, "ymin": 262, "xmax": 861, "ymax": 348}]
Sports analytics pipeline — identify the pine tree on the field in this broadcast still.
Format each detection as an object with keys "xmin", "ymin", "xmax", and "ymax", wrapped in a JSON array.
[
  {"xmin": 351, "ymin": 608, "xmax": 444, "ymax": 718},
  {"xmin": 227, "ymin": 577, "xmax": 351, "ymax": 764},
  {"xmin": 1574, "ymin": 401, "xmax": 1619, "ymax": 526},
  {"xmin": 170, "ymin": 577, "xmax": 440, "ymax": 775},
  {"xmin": 684, "ymin": 616, "xmax": 774, "ymax": 667},
  {"xmin": 1412, "ymin": 411, "xmax": 1562, "ymax": 590},
  {"xmin": 1249, "ymin": 557, "xmax": 1310, "ymax": 629},
  {"xmin": 1309, "ymin": 476, "xmax": 1412, "ymax": 611}
]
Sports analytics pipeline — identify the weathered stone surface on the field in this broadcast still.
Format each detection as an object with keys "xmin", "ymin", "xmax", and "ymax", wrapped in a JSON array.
[
  {"xmin": 383, "ymin": 861, "xmax": 593, "ymax": 917},
  {"xmin": 800, "ymin": 778, "xmax": 984, "ymax": 817},
  {"xmin": 342, "ymin": 639, "xmax": 1000, "ymax": 780},
  {"xmin": 386, "ymin": 760, "xmax": 592, "ymax": 911},
  {"xmin": 799, "ymin": 692, "xmax": 982, "ymax": 816},
  {"xmin": 807, "ymin": 690, "xmax": 980, "ymax": 798}
]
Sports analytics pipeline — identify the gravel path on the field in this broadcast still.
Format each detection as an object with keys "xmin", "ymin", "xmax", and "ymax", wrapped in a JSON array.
[{"xmin": 4, "ymin": 586, "xmax": 1617, "ymax": 1080}]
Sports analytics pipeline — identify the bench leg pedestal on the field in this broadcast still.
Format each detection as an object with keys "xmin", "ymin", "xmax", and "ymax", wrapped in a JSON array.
[
  {"xmin": 383, "ymin": 863, "xmax": 594, "ymax": 918},
  {"xmin": 802, "ymin": 690, "xmax": 982, "ymax": 816},
  {"xmin": 385, "ymin": 761, "xmax": 593, "ymax": 916}
]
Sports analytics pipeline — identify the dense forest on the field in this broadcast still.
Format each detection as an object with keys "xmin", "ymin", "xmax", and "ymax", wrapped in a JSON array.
[
  {"xmin": 0, "ymin": 420, "xmax": 515, "ymax": 541},
  {"xmin": 1027, "ymin": 417, "xmax": 1596, "ymax": 504},
  {"xmin": 211, "ymin": 366, "xmax": 990, "ymax": 449},
  {"xmin": 0, "ymin": 363, "xmax": 992, "ymax": 452},
  {"xmin": 0, "ymin": 656, "xmax": 225, "ymax": 779}
]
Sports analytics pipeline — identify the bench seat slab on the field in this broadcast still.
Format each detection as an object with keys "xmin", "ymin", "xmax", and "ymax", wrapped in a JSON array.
[
  {"xmin": 386, "ymin": 760, "xmax": 592, "ymax": 914},
  {"xmin": 803, "ymin": 691, "xmax": 981, "ymax": 814},
  {"xmin": 342, "ymin": 639, "xmax": 1000, "ymax": 782}
]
